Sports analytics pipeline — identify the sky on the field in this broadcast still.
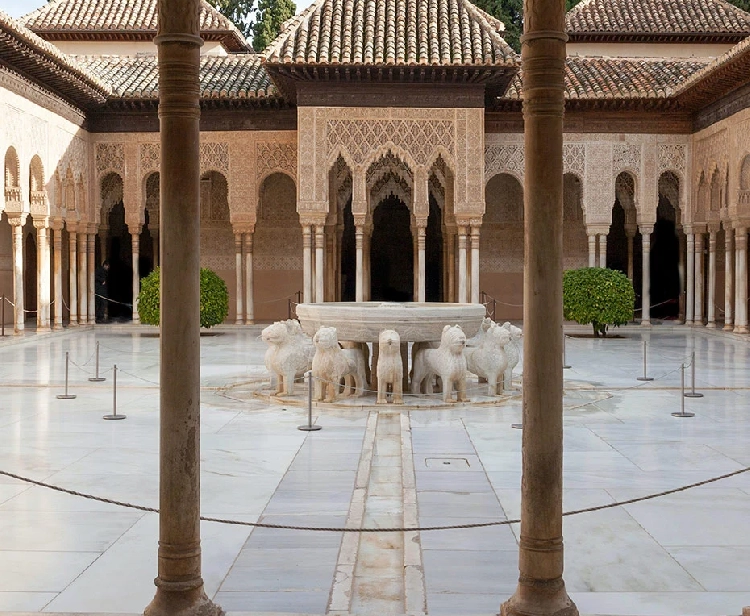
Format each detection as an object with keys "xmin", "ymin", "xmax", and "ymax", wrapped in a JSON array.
[{"xmin": 0, "ymin": 0, "xmax": 316, "ymax": 19}]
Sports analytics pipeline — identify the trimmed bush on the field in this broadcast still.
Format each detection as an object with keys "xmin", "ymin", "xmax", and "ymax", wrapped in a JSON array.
[
  {"xmin": 563, "ymin": 267, "xmax": 635, "ymax": 337},
  {"xmin": 137, "ymin": 267, "xmax": 229, "ymax": 328}
]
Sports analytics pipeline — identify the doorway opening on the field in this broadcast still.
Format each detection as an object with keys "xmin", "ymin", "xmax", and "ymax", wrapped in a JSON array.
[{"xmin": 370, "ymin": 196, "xmax": 413, "ymax": 301}]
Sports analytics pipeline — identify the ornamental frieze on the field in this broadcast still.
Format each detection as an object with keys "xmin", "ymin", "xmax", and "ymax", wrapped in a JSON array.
[
  {"xmin": 256, "ymin": 142, "xmax": 297, "ymax": 181},
  {"xmin": 658, "ymin": 144, "xmax": 686, "ymax": 175},
  {"xmin": 95, "ymin": 143, "xmax": 125, "ymax": 175}
]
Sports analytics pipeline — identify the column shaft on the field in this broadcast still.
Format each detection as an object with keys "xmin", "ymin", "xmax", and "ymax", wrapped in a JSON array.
[
  {"xmin": 68, "ymin": 230, "xmax": 78, "ymax": 326},
  {"xmin": 234, "ymin": 233, "xmax": 243, "ymax": 324},
  {"xmin": 686, "ymin": 233, "xmax": 695, "ymax": 325},
  {"xmin": 315, "ymin": 225, "xmax": 325, "ymax": 303},
  {"xmin": 244, "ymin": 233, "xmax": 254, "ymax": 324},
  {"xmin": 626, "ymin": 235, "xmax": 634, "ymax": 281},
  {"xmin": 78, "ymin": 233, "xmax": 88, "ymax": 325},
  {"xmin": 53, "ymin": 226, "xmax": 63, "ymax": 328},
  {"xmin": 302, "ymin": 225, "xmax": 313, "ymax": 303},
  {"xmin": 36, "ymin": 225, "xmax": 51, "ymax": 330},
  {"xmin": 11, "ymin": 222, "xmax": 24, "ymax": 332},
  {"xmin": 471, "ymin": 226, "xmax": 480, "ymax": 304},
  {"xmin": 735, "ymin": 229, "xmax": 748, "ymax": 334},
  {"xmin": 458, "ymin": 227, "xmax": 467, "ymax": 303},
  {"xmin": 417, "ymin": 226, "xmax": 426, "ymax": 302},
  {"xmin": 694, "ymin": 233, "xmax": 704, "ymax": 325},
  {"xmin": 641, "ymin": 230, "xmax": 651, "ymax": 326},
  {"xmin": 131, "ymin": 231, "xmax": 140, "ymax": 324},
  {"xmin": 587, "ymin": 234, "xmax": 596, "ymax": 267},
  {"xmin": 88, "ymin": 233, "xmax": 96, "ymax": 324},
  {"xmin": 707, "ymin": 232, "xmax": 716, "ymax": 327},
  {"xmin": 598, "ymin": 234, "xmax": 607, "ymax": 268},
  {"xmin": 724, "ymin": 231, "xmax": 734, "ymax": 331},
  {"xmin": 447, "ymin": 231, "xmax": 456, "ymax": 302},
  {"xmin": 355, "ymin": 226, "xmax": 364, "ymax": 302}
]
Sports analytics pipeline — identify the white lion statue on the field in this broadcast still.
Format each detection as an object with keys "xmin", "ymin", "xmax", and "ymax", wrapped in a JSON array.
[
  {"xmin": 411, "ymin": 324, "xmax": 467, "ymax": 403},
  {"xmin": 376, "ymin": 329, "xmax": 404, "ymax": 405},
  {"xmin": 466, "ymin": 323, "xmax": 510, "ymax": 396},
  {"xmin": 466, "ymin": 317, "xmax": 494, "ymax": 347},
  {"xmin": 311, "ymin": 327, "xmax": 364, "ymax": 402},
  {"xmin": 501, "ymin": 321, "xmax": 523, "ymax": 389},
  {"xmin": 262, "ymin": 319, "xmax": 314, "ymax": 395}
]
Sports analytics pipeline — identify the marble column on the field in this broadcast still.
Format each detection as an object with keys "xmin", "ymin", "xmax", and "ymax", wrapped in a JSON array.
[
  {"xmin": 694, "ymin": 232, "xmax": 704, "ymax": 326},
  {"xmin": 724, "ymin": 230, "xmax": 734, "ymax": 331},
  {"xmin": 144, "ymin": 0, "xmax": 220, "ymax": 612},
  {"xmin": 315, "ymin": 225, "xmax": 325, "ymax": 303},
  {"xmin": 152, "ymin": 229, "xmax": 159, "ymax": 267},
  {"xmin": 471, "ymin": 225, "xmax": 480, "ymax": 304},
  {"xmin": 587, "ymin": 234, "xmax": 596, "ymax": 267},
  {"xmin": 355, "ymin": 225, "xmax": 364, "ymax": 302},
  {"xmin": 734, "ymin": 228, "xmax": 748, "ymax": 334},
  {"xmin": 458, "ymin": 226, "xmax": 468, "ymax": 303},
  {"xmin": 88, "ymin": 231, "xmax": 96, "ymax": 324},
  {"xmin": 9, "ymin": 218, "xmax": 25, "ymax": 332},
  {"xmin": 686, "ymin": 233, "xmax": 695, "ymax": 325},
  {"xmin": 234, "ymin": 233, "xmax": 243, "ymax": 324},
  {"xmin": 706, "ymin": 230, "xmax": 717, "ymax": 328},
  {"xmin": 52, "ymin": 222, "xmax": 63, "ymax": 329},
  {"xmin": 35, "ymin": 221, "xmax": 51, "ymax": 331},
  {"xmin": 598, "ymin": 233, "xmax": 607, "ymax": 269},
  {"xmin": 626, "ymin": 232, "xmax": 634, "ymax": 281},
  {"xmin": 417, "ymin": 225, "xmax": 426, "ymax": 302},
  {"xmin": 78, "ymin": 233, "xmax": 88, "ymax": 325},
  {"xmin": 130, "ymin": 228, "xmax": 141, "ymax": 324},
  {"xmin": 68, "ymin": 226, "xmax": 78, "ymax": 326},
  {"xmin": 641, "ymin": 227, "xmax": 652, "ymax": 327},
  {"xmin": 244, "ymin": 232, "xmax": 254, "ymax": 324},
  {"xmin": 302, "ymin": 225, "xmax": 313, "ymax": 303},
  {"xmin": 364, "ymin": 229, "xmax": 372, "ymax": 301},
  {"xmin": 500, "ymin": 0, "xmax": 576, "ymax": 612}
]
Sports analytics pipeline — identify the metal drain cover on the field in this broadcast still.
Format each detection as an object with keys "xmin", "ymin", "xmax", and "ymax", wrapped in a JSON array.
[{"xmin": 425, "ymin": 457, "xmax": 470, "ymax": 469}]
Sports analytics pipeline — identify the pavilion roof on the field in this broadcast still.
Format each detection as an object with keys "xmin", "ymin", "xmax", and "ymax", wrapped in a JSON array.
[
  {"xmin": 21, "ymin": 0, "xmax": 249, "ymax": 51},
  {"xmin": 566, "ymin": 0, "xmax": 750, "ymax": 43}
]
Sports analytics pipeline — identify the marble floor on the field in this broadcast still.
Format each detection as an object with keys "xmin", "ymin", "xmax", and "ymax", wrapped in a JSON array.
[{"xmin": 0, "ymin": 324, "xmax": 749, "ymax": 615}]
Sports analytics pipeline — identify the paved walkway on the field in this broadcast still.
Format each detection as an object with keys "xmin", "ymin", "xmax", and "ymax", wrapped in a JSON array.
[{"xmin": 0, "ymin": 324, "xmax": 749, "ymax": 615}]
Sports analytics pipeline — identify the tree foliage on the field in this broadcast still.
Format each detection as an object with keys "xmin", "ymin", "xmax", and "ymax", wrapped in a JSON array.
[
  {"xmin": 563, "ymin": 267, "xmax": 635, "ymax": 337},
  {"xmin": 252, "ymin": 0, "xmax": 296, "ymax": 51},
  {"xmin": 207, "ymin": 0, "xmax": 256, "ymax": 40}
]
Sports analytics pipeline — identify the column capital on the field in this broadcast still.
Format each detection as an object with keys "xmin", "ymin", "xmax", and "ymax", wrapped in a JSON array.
[
  {"xmin": 638, "ymin": 224, "xmax": 654, "ymax": 236},
  {"xmin": 6, "ymin": 214, "xmax": 27, "ymax": 227},
  {"xmin": 232, "ymin": 223, "xmax": 255, "ymax": 235},
  {"xmin": 32, "ymin": 217, "xmax": 50, "ymax": 230}
]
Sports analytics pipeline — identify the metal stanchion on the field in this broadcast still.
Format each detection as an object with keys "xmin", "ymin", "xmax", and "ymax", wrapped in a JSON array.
[
  {"xmin": 684, "ymin": 350, "xmax": 703, "ymax": 398},
  {"xmin": 636, "ymin": 340, "xmax": 654, "ymax": 381},
  {"xmin": 672, "ymin": 364, "xmax": 695, "ymax": 418},
  {"xmin": 511, "ymin": 422, "xmax": 523, "ymax": 429},
  {"xmin": 103, "ymin": 365, "xmax": 126, "ymax": 420},
  {"xmin": 56, "ymin": 351, "xmax": 77, "ymax": 399},
  {"xmin": 563, "ymin": 334, "xmax": 571, "ymax": 369},
  {"xmin": 298, "ymin": 371, "xmax": 321, "ymax": 432},
  {"xmin": 88, "ymin": 341, "xmax": 106, "ymax": 382}
]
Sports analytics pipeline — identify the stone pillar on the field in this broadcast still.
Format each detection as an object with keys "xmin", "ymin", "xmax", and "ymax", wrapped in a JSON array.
[
  {"xmin": 144, "ymin": 0, "xmax": 220, "ymax": 612},
  {"xmin": 78, "ymin": 233, "xmax": 88, "ymax": 325},
  {"xmin": 417, "ymin": 224, "xmax": 426, "ymax": 302},
  {"xmin": 52, "ymin": 221, "xmax": 63, "ymax": 328},
  {"xmin": 734, "ymin": 228, "xmax": 748, "ymax": 334},
  {"xmin": 355, "ymin": 224, "xmax": 364, "ymax": 302},
  {"xmin": 302, "ymin": 224, "xmax": 313, "ymax": 303},
  {"xmin": 364, "ymin": 228, "xmax": 372, "ymax": 301},
  {"xmin": 244, "ymin": 232, "xmax": 254, "ymax": 324},
  {"xmin": 68, "ymin": 226, "xmax": 78, "ymax": 326},
  {"xmin": 471, "ymin": 224, "xmax": 480, "ymax": 304},
  {"xmin": 152, "ymin": 229, "xmax": 159, "ymax": 267},
  {"xmin": 587, "ymin": 234, "xmax": 596, "ymax": 267},
  {"xmin": 626, "ymin": 232, "xmax": 635, "ymax": 281},
  {"xmin": 9, "ymin": 217, "xmax": 25, "ymax": 332},
  {"xmin": 447, "ymin": 228, "xmax": 456, "ymax": 302},
  {"xmin": 686, "ymin": 232, "xmax": 695, "ymax": 325},
  {"xmin": 640, "ymin": 226, "xmax": 652, "ymax": 327},
  {"xmin": 724, "ymin": 229, "xmax": 734, "ymax": 331},
  {"xmin": 694, "ymin": 232, "xmax": 704, "ymax": 326},
  {"xmin": 35, "ymin": 221, "xmax": 51, "ymax": 331},
  {"xmin": 706, "ymin": 230, "xmax": 717, "ymax": 328},
  {"xmin": 598, "ymin": 233, "xmax": 607, "ymax": 269},
  {"xmin": 130, "ymin": 227, "xmax": 141, "ymax": 324},
  {"xmin": 458, "ymin": 226, "xmax": 468, "ymax": 303},
  {"xmin": 88, "ymin": 231, "xmax": 96, "ymax": 324},
  {"xmin": 500, "ymin": 0, "xmax": 576, "ymax": 612},
  {"xmin": 234, "ymin": 233, "xmax": 243, "ymax": 324},
  {"xmin": 315, "ymin": 225, "xmax": 325, "ymax": 303}
]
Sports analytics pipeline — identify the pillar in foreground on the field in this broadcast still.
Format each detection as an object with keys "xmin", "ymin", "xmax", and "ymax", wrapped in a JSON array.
[
  {"xmin": 144, "ymin": 0, "xmax": 221, "ymax": 612},
  {"xmin": 694, "ymin": 232, "xmax": 704, "ymax": 325},
  {"xmin": 470, "ymin": 224, "xmax": 480, "ymax": 304},
  {"xmin": 417, "ymin": 224, "xmax": 426, "ymax": 302},
  {"xmin": 78, "ymin": 233, "xmax": 88, "ymax": 325},
  {"xmin": 315, "ymin": 224, "xmax": 325, "ymax": 303},
  {"xmin": 9, "ymin": 217, "xmax": 25, "ymax": 332},
  {"xmin": 302, "ymin": 224, "xmax": 313, "ymax": 303},
  {"xmin": 68, "ymin": 225, "xmax": 78, "ymax": 326},
  {"xmin": 500, "ymin": 0, "xmax": 577, "ymax": 612},
  {"xmin": 130, "ymin": 227, "xmax": 141, "ymax": 324},
  {"xmin": 640, "ymin": 226, "xmax": 652, "ymax": 326},
  {"xmin": 35, "ymin": 220, "xmax": 51, "ymax": 331},
  {"xmin": 457, "ymin": 226, "xmax": 468, "ymax": 303},
  {"xmin": 355, "ymin": 223, "xmax": 364, "ymax": 302},
  {"xmin": 234, "ymin": 233, "xmax": 243, "ymax": 324},
  {"xmin": 685, "ymin": 232, "xmax": 695, "ymax": 325},
  {"xmin": 52, "ymin": 221, "xmax": 63, "ymax": 328},
  {"xmin": 88, "ymin": 230, "xmax": 97, "ymax": 324},
  {"xmin": 724, "ymin": 229, "xmax": 734, "ymax": 331},
  {"xmin": 244, "ymin": 232, "xmax": 254, "ymax": 323},
  {"xmin": 706, "ymin": 229, "xmax": 717, "ymax": 328}
]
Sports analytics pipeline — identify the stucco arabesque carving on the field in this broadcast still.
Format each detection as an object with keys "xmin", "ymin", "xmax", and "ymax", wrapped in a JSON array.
[
  {"xmin": 200, "ymin": 142, "xmax": 229, "ymax": 175},
  {"xmin": 95, "ymin": 143, "xmax": 125, "ymax": 177},
  {"xmin": 140, "ymin": 143, "xmax": 160, "ymax": 176},
  {"xmin": 658, "ymin": 144, "xmax": 686, "ymax": 177},
  {"xmin": 485, "ymin": 144, "xmax": 524, "ymax": 183},
  {"xmin": 563, "ymin": 143, "xmax": 586, "ymax": 178},
  {"xmin": 613, "ymin": 144, "xmax": 641, "ymax": 178}
]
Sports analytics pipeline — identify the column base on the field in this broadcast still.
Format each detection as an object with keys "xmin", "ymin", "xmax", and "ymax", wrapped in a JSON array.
[
  {"xmin": 640, "ymin": 320, "xmax": 651, "ymax": 327},
  {"xmin": 244, "ymin": 319, "xmax": 254, "ymax": 325},
  {"xmin": 501, "ymin": 583, "xmax": 578, "ymax": 616},
  {"xmin": 734, "ymin": 325, "xmax": 748, "ymax": 334},
  {"xmin": 705, "ymin": 322, "xmax": 717, "ymax": 329},
  {"xmin": 145, "ymin": 587, "xmax": 223, "ymax": 616},
  {"xmin": 235, "ymin": 319, "xmax": 243, "ymax": 325},
  {"xmin": 723, "ymin": 323, "xmax": 734, "ymax": 331}
]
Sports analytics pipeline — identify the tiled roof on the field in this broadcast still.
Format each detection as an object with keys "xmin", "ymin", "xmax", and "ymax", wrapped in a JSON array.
[
  {"xmin": 0, "ymin": 9, "xmax": 109, "ymax": 107},
  {"xmin": 73, "ymin": 54, "xmax": 277, "ymax": 100},
  {"xmin": 22, "ymin": 0, "xmax": 248, "ymax": 51},
  {"xmin": 502, "ymin": 57, "xmax": 710, "ymax": 101},
  {"xmin": 566, "ymin": 0, "xmax": 750, "ymax": 41},
  {"xmin": 265, "ymin": 0, "xmax": 516, "ymax": 66}
]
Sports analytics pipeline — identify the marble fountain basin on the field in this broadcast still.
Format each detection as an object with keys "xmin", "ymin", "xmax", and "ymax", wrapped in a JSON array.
[{"xmin": 295, "ymin": 302, "xmax": 486, "ymax": 342}]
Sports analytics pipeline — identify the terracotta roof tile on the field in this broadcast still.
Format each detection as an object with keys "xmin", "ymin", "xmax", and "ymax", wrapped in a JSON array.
[
  {"xmin": 566, "ymin": 0, "xmax": 750, "ymax": 41},
  {"xmin": 72, "ymin": 54, "xmax": 277, "ymax": 99},
  {"xmin": 265, "ymin": 0, "xmax": 516, "ymax": 66}
]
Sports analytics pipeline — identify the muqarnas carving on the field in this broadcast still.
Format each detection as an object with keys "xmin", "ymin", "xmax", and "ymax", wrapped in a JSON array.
[
  {"xmin": 376, "ymin": 329, "xmax": 404, "ymax": 405},
  {"xmin": 466, "ymin": 323, "xmax": 510, "ymax": 396},
  {"xmin": 312, "ymin": 326, "xmax": 365, "ymax": 402},
  {"xmin": 411, "ymin": 324, "xmax": 467, "ymax": 403},
  {"xmin": 262, "ymin": 319, "xmax": 314, "ymax": 395}
]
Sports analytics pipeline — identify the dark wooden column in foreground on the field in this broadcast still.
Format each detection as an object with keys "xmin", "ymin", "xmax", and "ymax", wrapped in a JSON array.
[
  {"xmin": 501, "ymin": 0, "xmax": 578, "ymax": 614},
  {"xmin": 144, "ymin": 0, "xmax": 222, "ymax": 614}
]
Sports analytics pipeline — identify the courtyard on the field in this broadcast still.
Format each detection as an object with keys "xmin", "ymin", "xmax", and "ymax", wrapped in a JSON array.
[{"xmin": 0, "ymin": 324, "xmax": 748, "ymax": 615}]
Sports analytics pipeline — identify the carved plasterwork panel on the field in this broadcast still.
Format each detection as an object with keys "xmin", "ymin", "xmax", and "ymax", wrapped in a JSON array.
[
  {"xmin": 563, "ymin": 143, "xmax": 585, "ymax": 177},
  {"xmin": 256, "ymin": 142, "xmax": 297, "ymax": 182},
  {"xmin": 613, "ymin": 144, "xmax": 641, "ymax": 176},
  {"xmin": 96, "ymin": 143, "xmax": 124, "ymax": 175},
  {"xmin": 485, "ymin": 144, "xmax": 524, "ymax": 182},
  {"xmin": 200, "ymin": 142, "xmax": 229, "ymax": 174},
  {"xmin": 658, "ymin": 144, "xmax": 686, "ymax": 175},
  {"xmin": 140, "ymin": 143, "xmax": 160, "ymax": 175},
  {"xmin": 585, "ymin": 143, "xmax": 615, "ymax": 223}
]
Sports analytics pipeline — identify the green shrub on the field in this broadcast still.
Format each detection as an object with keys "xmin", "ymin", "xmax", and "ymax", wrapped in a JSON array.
[
  {"xmin": 137, "ymin": 267, "xmax": 229, "ymax": 328},
  {"xmin": 563, "ymin": 267, "xmax": 635, "ymax": 337}
]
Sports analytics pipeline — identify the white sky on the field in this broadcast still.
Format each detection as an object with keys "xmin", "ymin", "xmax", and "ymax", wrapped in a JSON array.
[{"xmin": 0, "ymin": 0, "xmax": 316, "ymax": 20}]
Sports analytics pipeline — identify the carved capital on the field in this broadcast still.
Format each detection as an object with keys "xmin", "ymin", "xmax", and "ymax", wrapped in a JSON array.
[
  {"xmin": 6, "ymin": 214, "xmax": 27, "ymax": 227},
  {"xmin": 32, "ymin": 217, "xmax": 49, "ymax": 230}
]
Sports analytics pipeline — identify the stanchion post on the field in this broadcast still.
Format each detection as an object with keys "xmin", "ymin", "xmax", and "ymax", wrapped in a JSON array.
[
  {"xmin": 103, "ymin": 364, "xmax": 126, "ymax": 420},
  {"xmin": 672, "ymin": 364, "xmax": 695, "ymax": 418},
  {"xmin": 89, "ymin": 341, "xmax": 106, "ymax": 382},
  {"xmin": 684, "ymin": 350, "xmax": 704, "ymax": 398},
  {"xmin": 298, "ymin": 371, "xmax": 321, "ymax": 432},
  {"xmin": 636, "ymin": 340, "xmax": 654, "ymax": 382},
  {"xmin": 56, "ymin": 351, "xmax": 77, "ymax": 399}
]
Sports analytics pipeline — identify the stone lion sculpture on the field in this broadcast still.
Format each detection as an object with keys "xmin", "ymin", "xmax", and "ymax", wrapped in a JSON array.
[
  {"xmin": 262, "ymin": 319, "xmax": 314, "ymax": 395},
  {"xmin": 411, "ymin": 324, "xmax": 467, "ymax": 403},
  {"xmin": 501, "ymin": 321, "xmax": 523, "ymax": 389},
  {"xmin": 466, "ymin": 316, "xmax": 494, "ymax": 347},
  {"xmin": 340, "ymin": 341, "xmax": 371, "ymax": 386},
  {"xmin": 376, "ymin": 329, "xmax": 404, "ymax": 405},
  {"xmin": 466, "ymin": 323, "xmax": 510, "ymax": 396},
  {"xmin": 311, "ymin": 326, "xmax": 364, "ymax": 402}
]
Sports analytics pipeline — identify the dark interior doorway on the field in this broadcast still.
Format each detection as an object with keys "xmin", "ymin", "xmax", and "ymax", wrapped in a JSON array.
[
  {"xmin": 340, "ymin": 199, "xmax": 355, "ymax": 301},
  {"xmin": 651, "ymin": 196, "xmax": 681, "ymax": 319},
  {"xmin": 370, "ymin": 197, "xmax": 414, "ymax": 301},
  {"xmin": 426, "ymin": 195, "xmax": 443, "ymax": 302},
  {"xmin": 105, "ymin": 201, "xmax": 133, "ymax": 321},
  {"xmin": 23, "ymin": 224, "xmax": 36, "ymax": 322}
]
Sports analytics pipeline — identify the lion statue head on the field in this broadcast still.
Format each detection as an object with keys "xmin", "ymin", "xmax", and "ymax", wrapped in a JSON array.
[
  {"xmin": 440, "ymin": 324, "xmax": 466, "ymax": 354},
  {"xmin": 262, "ymin": 319, "xmax": 300, "ymax": 345},
  {"xmin": 379, "ymin": 329, "xmax": 400, "ymax": 351},
  {"xmin": 313, "ymin": 326, "xmax": 340, "ymax": 350}
]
